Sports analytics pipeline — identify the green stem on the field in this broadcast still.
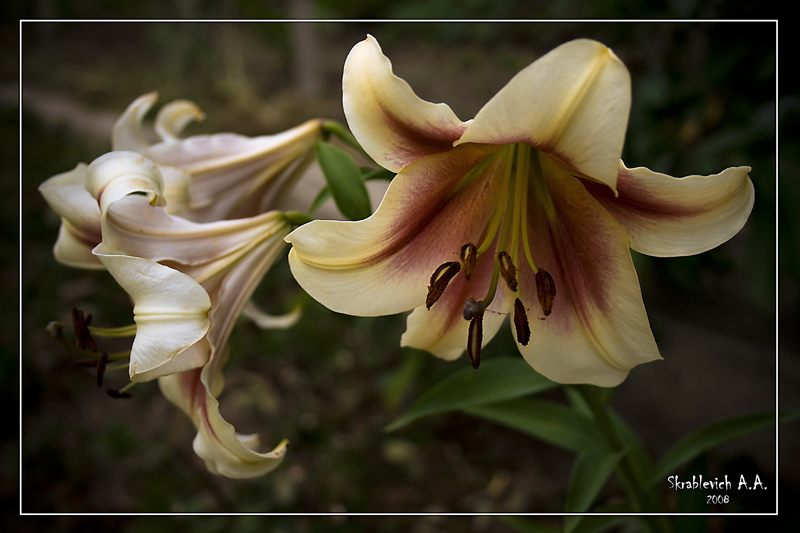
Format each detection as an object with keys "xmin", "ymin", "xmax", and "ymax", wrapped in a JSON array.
[{"xmin": 575, "ymin": 385, "xmax": 670, "ymax": 533}]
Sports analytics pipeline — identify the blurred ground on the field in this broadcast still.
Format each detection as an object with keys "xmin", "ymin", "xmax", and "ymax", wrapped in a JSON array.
[{"xmin": 11, "ymin": 14, "xmax": 796, "ymax": 533}]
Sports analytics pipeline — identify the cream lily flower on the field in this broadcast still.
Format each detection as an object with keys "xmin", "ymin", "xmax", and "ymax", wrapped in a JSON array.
[
  {"xmin": 39, "ymin": 92, "xmax": 323, "ymax": 269},
  {"xmin": 87, "ymin": 150, "xmax": 292, "ymax": 477},
  {"xmin": 286, "ymin": 36, "xmax": 755, "ymax": 387},
  {"xmin": 113, "ymin": 92, "xmax": 324, "ymax": 222}
]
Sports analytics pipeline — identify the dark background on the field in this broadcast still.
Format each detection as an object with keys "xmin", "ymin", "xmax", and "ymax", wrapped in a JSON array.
[{"xmin": 7, "ymin": 2, "xmax": 795, "ymax": 532}]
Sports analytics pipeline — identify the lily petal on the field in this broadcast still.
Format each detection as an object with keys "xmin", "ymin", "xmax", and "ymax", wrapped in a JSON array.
[
  {"xmin": 515, "ymin": 156, "xmax": 660, "ymax": 386},
  {"xmin": 159, "ymin": 368, "xmax": 287, "ymax": 479},
  {"xmin": 154, "ymin": 99, "xmax": 205, "ymax": 142},
  {"xmin": 112, "ymin": 92, "xmax": 158, "ymax": 153},
  {"xmin": 85, "ymin": 151, "xmax": 166, "ymax": 215},
  {"xmin": 145, "ymin": 119, "xmax": 322, "ymax": 221},
  {"xmin": 38, "ymin": 163, "xmax": 104, "ymax": 269},
  {"xmin": 242, "ymin": 300, "xmax": 303, "ymax": 330},
  {"xmin": 287, "ymin": 146, "xmax": 505, "ymax": 316},
  {"xmin": 93, "ymin": 247, "xmax": 211, "ymax": 382},
  {"xmin": 343, "ymin": 35, "xmax": 467, "ymax": 172},
  {"xmin": 457, "ymin": 39, "xmax": 630, "ymax": 191},
  {"xmin": 583, "ymin": 163, "xmax": 755, "ymax": 257}
]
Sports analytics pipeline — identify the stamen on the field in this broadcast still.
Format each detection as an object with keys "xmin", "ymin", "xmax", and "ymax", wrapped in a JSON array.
[
  {"xmin": 466, "ymin": 310, "xmax": 484, "ymax": 369},
  {"xmin": 96, "ymin": 352, "xmax": 109, "ymax": 387},
  {"xmin": 72, "ymin": 308, "xmax": 96, "ymax": 352},
  {"xmin": 426, "ymin": 261, "xmax": 461, "ymax": 309},
  {"xmin": 518, "ymin": 146, "xmax": 538, "ymax": 274},
  {"xmin": 89, "ymin": 324, "xmax": 137, "ymax": 337},
  {"xmin": 107, "ymin": 381, "xmax": 135, "ymax": 399},
  {"xmin": 513, "ymin": 298, "xmax": 531, "ymax": 346},
  {"xmin": 535, "ymin": 269, "xmax": 557, "ymax": 316},
  {"xmin": 460, "ymin": 243, "xmax": 477, "ymax": 281},
  {"xmin": 477, "ymin": 146, "xmax": 515, "ymax": 255},
  {"xmin": 497, "ymin": 251, "xmax": 518, "ymax": 292},
  {"xmin": 530, "ymin": 149, "xmax": 556, "ymax": 223},
  {"xmin": 462, "ymin": 296, "xmax": 485, "ymax": 321}
]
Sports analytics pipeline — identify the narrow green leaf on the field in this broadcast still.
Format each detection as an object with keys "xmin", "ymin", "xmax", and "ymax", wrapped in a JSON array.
[
  {"xmin": 307, "ymin": 184, "xmax": 332, "ymax": 216},
  {"xmin": 674, "ymin": 455, "xmax": 710, "ymax": 533},
  {"xmin": 564, "ymin": 446, "xmax": 624, "ymax": 533},
  {"xmin": 651, "ymin": 410, "xmax": 800, "ymax": 485},
  {"xmin": 607, "ymin": 408, "xmax": 655, "ymax": 491},
  {"xmin": 385, "ymin": 357, "xmax": 557, "ymax": 432},
  {"xmin": 465, "ymin": 397, "xmax": 603, "ymax": 452},
  {"xmin": 315, "ymin": 139, "xmax": 371, "ymax": 220},
  {"xmin": 321, "ymin": 119, "xmax": 365, "ymax": 154}
]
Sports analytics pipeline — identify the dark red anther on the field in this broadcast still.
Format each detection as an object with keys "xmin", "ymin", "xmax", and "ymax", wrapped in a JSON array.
[
  {"xmin": 107, "ymin": 388, "xmax": 132, "ymax": 399},
  {"xmin": 513, "ymin": 298, "xmax": 531, "ymax": 346},
  {"xmin": 96, "ymin": 353, "xmax": 109, "ymax": 388},
  {"xmin": 72, "ymin": 307, "xmax": 97, "ymax": 352},
  {"xmin": 466, "ymin": 310, "xmax": 484, "ymax": 369},
  {"xmin": 535, "ymin": 269, "xmax": 556, "ymax": 316},
  {"xmin": 460, "ymin": 243, "xmax": 477, "ymax": 281},
  {"xmin": 497, "ymin": 251, "xmax": 518, "ymax": 292},
  {"xmin": 426, "ymin": 262, "xmax": 461, "ymax": 309}
]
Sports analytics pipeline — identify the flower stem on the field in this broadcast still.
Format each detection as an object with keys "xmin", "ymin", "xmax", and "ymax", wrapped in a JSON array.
[{"xmin": 575, "ymin": 385, "xmax": 669, "ymax": 533}]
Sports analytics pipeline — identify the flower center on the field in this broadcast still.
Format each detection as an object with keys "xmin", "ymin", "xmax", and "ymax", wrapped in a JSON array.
[{"xmin": 424, "ymin": 143, "xmax": 557, "ymax": 368}]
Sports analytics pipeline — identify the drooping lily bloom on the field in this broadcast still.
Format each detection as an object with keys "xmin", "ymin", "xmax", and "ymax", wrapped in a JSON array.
[
  {"xmin": 39, "ymin": 92, "xmax": 323, "ymax": 269},
  {"xmin": 87, "ymin": 151, "xmax": 293, "ymax": 477},
  {"xmin": 114, "ymin": 92, "xmax": 324, "ymax": 222},
  {"xmin": 286, "ymin": 36, "xmax": 755, "ymax": 386}
]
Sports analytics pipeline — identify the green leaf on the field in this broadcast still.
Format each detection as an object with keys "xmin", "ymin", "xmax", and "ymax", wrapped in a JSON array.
[
  {"xmin": 385, "ymin": 357, "xmax": 557, "ymax": 432},
  {"xmin": 564, "ymin": 446, "xmax": 624, "ymax": 533},
  {"xmin": 607, "ymin": 408, "xmax": 655, "ymax": 491},
  {"xmin": 307, "ymin": 184, "xmax": 332, "ymax": 216},
  {"xmin": 651, "ymin": 410, "xmax": 800, "ymax": 485},
  {"xmin": 674, "ymin": 455, "xmax": 709, "ymax": 533},
  {"xmin": 464, "ymin": 397, "xmax": 603, "ymax": 452},
  {"xmin": 314, "ymin": 139, "xmax": 372, "ymax": 220},
  {"xmin": 321, "ymin": 119, "xmax": 365, "ymax": 154}
]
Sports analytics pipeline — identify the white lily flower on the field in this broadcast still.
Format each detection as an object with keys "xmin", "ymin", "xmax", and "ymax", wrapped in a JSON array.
[{"xmin": 286, "ymin": 36, "xmax": 755, "ymax": 387}]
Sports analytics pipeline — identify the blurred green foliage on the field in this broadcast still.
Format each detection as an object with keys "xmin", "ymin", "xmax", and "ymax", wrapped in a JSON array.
[{"xmin": 12, "ymin": 7, "xmax": 788, "ymax": 532}]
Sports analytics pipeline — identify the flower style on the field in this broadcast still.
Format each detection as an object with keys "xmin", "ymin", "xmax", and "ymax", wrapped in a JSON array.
[
  {"xmin": 39, "ymin": 92, "xmax": 323, "ymax": 270},
  {"xmin": 286, "ymin": 36, "xmax": 755, "ymax": 386},
  {"xmin": 85, "ymin": 151, "xmax": 292, "ymax": 477}
]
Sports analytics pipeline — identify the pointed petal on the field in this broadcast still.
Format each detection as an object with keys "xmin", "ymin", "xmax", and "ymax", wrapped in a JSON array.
[
  {"xmin": 515, "ymin": 157, "xmax": 660, "ymax": 386},
  {"xmin": 583, "ymin": 164, "xmax": 755, "ymax": 257},
  {"xmin": 38, "ymin": 163, "xmax": 104, "ymax": 269},
  {"xmin": 52, "ymin": 221, "xmax": 105, "ymax": 269},
  {"xmin": 145, "ymin": 119, "xmax": 321, "ymax": 221},
  {"xmin": 112, "ymin": 92, "xmax": 158, "ymax": 153},
  {"xmin": 154, "ymin": 99, "xmax": 205, "ymax": 142},
  {"xmin": 159, "ymin": 369, "xmax": 288, "ymax": 479},
  {"xmin": 100, "ymin": 194, "xmax": 288, "ymax": 269},
  {"xmin": 401, "ymin": 250, "xmax": 507, "ymax": 361},
  {"xmin": 287, "ymin": 146, "xmax": 505, "ymax": 316},
  {"xmin": 85, "ymin": 151, "xmax": 166, "ymax": 214},
  {"xmin": 343, "ymin": 35, "xmax": 467, "ymax": 172},
  {"xmin": 93, "ymin": 248, "xmax": 211, "ymax": 382},
  {"xmin": 242, "ymin": 300, "xmax": 302, "ymax": 330},
  {"xmin": 457, "ymin": 39, "xmax": 630, "ymax": 191}
]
